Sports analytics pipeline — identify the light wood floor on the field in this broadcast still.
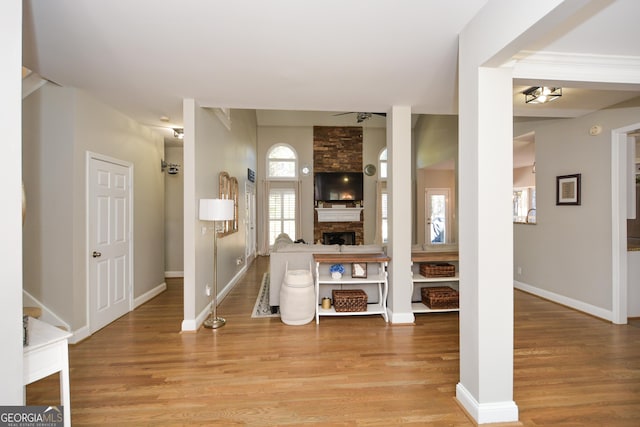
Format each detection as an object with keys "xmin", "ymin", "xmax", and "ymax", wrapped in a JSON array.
[{"xmin": 28, "ymin": 256, "xmax": 640, "ymax": 426}]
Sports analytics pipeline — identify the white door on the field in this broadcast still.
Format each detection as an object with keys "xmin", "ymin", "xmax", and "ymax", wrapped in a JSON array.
[
  {"xmin": 245, "ymin": 182, "xmax": 257, "ymax": 261},
  {"xmin": 425, "ymin": 188, "xmax": 450, "ymax": 245},
  {"xmin": 88, "ymin": 155, "xmax": 132, "ymax": 333}
]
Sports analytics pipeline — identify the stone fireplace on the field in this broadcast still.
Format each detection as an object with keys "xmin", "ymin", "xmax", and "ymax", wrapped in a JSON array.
[
  {"xmin": 313, "ymin": 126, "xmax": 364, "ymax": 244},
  {"xmin": 323, "ymin": 231, "xmax": 356, "ymax": 245}
]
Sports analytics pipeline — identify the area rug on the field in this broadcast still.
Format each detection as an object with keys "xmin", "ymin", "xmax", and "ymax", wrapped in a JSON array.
[{"xmin": 251, "ymin": 273, "xmax": 280, "ymax": 318}]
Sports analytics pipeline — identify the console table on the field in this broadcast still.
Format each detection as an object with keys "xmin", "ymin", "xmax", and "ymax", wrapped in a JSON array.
[
  {"xmin": 313, "ymin": 252, "xmax": 390, "ymax": 323},
  {"xmin": 23, "ymin": 317, "xmax": 72, "ymax": 427}
]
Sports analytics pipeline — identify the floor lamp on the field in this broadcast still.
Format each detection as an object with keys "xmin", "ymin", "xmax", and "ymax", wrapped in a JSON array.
[{"xmin": 199, "ymin": 198, "xmax": 235, "ymax": 329}]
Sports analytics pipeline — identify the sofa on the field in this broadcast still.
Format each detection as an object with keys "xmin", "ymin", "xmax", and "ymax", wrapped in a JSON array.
[{"xmin": 269, "ymin": 233, "xmax": 384, "ymax": 310}]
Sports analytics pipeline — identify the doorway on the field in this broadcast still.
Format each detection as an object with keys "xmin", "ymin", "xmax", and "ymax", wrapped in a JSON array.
[
  {"xmin": 87, "ymin": 152, "xmax": 133, "ymax": 333},
  {"xmin": 425, "ymin": 188, "xmax": 451, "ymax": 245},
  {"xmin": 611, "ymin": 124, "xmax": 640, "ymax": 324}
]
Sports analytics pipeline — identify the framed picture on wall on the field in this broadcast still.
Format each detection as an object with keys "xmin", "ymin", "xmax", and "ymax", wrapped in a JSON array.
[{"xmin": 556, "ymin": 173, "xmax": 581, "ymax": 205}]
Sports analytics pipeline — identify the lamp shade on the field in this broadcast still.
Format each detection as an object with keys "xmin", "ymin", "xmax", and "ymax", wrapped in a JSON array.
[{"xmin": 199, "ymin": 198, "xmax": 234, "ymax": 221}]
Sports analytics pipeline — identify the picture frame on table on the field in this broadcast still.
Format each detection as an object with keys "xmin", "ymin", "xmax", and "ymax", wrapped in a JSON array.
[
  {"xmin": 556, "ymin": 173, "xmax": 581, "ymax": 205},
  {"xmin": 352, "ymin": 262, "xmax": 367, "ymax": 278}
]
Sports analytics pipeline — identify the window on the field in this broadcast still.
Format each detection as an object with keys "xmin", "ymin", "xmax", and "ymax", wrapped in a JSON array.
[
  {"xmin": 266, "ymin": 144, "xmax": 298, "ymax": 245},
  {"xmin": 267, "ymin": 144, "xmax": 297, "ymax": 179},
  {"xmin": 379, "ymin": 148, "xmax": 388, "ymax": 179},
  {"xmin": 513, "ymin": 187, "xmax": 536, "ymax": 223},
  {"xmin": 268, "ymin": 188, "xmax": 296, "ymax": 245},
  {"xmin": 378, "ymin": 148, "xmax": 389, "ymax": 243},
  {"xmin": 426, "ymin": 189, "xmax": 450, "ymax": 244},
  {"xmin": 381, "ymin": 189, "xmax": 388, "ymax": 244}
]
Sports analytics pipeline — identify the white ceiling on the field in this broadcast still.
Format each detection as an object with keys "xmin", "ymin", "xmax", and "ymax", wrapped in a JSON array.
[{"xmin": 23, "ymin": 1, "xmax": 640, "ymax": 135}]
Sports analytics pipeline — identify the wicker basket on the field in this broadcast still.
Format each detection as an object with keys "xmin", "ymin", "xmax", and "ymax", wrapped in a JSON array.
[
  {"xmin": 421, "ymin": 286, "xmax": 459, "ymax": 309},
  {"xmin": 332, "ymin": 289, "xmax": 368, "ymax": 312},
  {"xmin": 420, "ymin": 263, "xmax": 455, "ymax": 278}
]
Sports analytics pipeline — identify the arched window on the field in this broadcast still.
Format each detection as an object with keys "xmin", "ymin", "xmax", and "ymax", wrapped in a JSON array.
[
  {"xmin": 267, "ymin": 144, "xmax": 297, "ymax": 179},
  {"xmin": 266, "ymin": 144, "xmax": 298, "ymax": 245},
  {"xmin": 379, "ymin": 148, "xmax": 388, "ymax": 179}
]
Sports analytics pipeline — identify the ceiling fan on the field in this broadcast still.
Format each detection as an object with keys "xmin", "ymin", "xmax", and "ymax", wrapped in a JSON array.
[{"xmin": 333, "ymin": 112, "xmax": 387, "ymax": 123}]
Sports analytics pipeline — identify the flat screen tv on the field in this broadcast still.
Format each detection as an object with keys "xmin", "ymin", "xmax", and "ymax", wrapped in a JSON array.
[{"xmin": 314, "ymin": 172, "xmax": 363, "ymax": 202}]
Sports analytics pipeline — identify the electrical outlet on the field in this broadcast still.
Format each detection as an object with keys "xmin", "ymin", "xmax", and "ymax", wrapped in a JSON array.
[
  {"xmin": 205, "ymin": 284, "xmax": 211, "ymax": 296},
  {"xmin": 201, "ymin": 226, "xmax": 207, "ymax": 236},
  {"xmin": 517, "ymin": 267, "xmax": 522, "ymax": 275},
  {"xmin": 236, "ymin": 257, "xmax": 243, "ymax": 265}
]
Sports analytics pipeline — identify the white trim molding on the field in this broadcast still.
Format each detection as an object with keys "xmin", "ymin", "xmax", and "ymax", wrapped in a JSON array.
[
  {"xmin": 22, "ymin": 289, "xmax": 71, "ymax": 332},
  {"xmin": 164, "ymin": 271, "xmax": 184, "ymax": 278},
  {"xmin": 514, "ymin": 280, "xmax": 612, "ymax": 321},
  {"xmin": 181, "ymin": 264, "xmax": 248, "ymax": 332},
  {"xmin": 134, "ymin": 282, "xmax": 167, "ymax": 309},
  {"xmin": 214, "ymin": 108, "xmax": 232, "ymax": 130},
  {"xmin": 387, "ymin": 308, "xmax": 415, "ymax": 324},
  {"xmin": 513, "ymin": 51, "xmax": 640, "ymax": 86},
  {"xmin": 456, "ymin": 383, "xmax": 518, "ymax": 424},
  {"xmin": 315, "ymin": 207, "xmax": 363, "ymax": 222}
]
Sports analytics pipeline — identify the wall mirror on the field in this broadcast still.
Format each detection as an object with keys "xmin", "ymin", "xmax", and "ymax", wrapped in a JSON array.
[{"xmin": 218, "ymin": 171, "xmax": 239, "ymax": 236}]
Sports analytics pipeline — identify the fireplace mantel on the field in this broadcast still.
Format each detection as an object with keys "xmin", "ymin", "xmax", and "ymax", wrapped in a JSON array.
[{"xmin": 315, "ymin": 207, "xmax": 363, "ymax": 222}]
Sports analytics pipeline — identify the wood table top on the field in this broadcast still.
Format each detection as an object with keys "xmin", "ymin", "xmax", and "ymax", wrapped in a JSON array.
[
  {"xmin": 411, "ymin": 251, "xmax": 459, "ymax": 263},
  {"xmin": 312, "ymin": 252, "xmax": 390, "ymax": 263}
]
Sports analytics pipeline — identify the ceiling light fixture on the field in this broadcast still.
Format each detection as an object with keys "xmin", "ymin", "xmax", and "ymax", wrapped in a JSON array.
[
  {"xmin": 523, "ymin": 86, "xmax": 562, "ymax": 104},
  {"xmin": 356, "ymin": 112, "xmax": 372, "ymax": 123},
  {"xmin": 173, "ymin": 128, "xmax": 184, "ymax": 139}
]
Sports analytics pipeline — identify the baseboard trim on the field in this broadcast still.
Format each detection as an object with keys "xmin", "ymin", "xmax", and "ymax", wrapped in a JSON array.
[
  {"xmin": 181, "ymin": 319, "xmax": 198, "ymax": 332},
  {"xmin": 69, "ymin": 325, "xmax": 91, "ymax": 344},
  {"xmin": 514, "ymin": 280, "xmax": 612, "ymax": 321},
  {"xmin": 164, "ymin": 271, "xmax": 184, "ymax": 278},
  {"xmin": 22, "ymin": 289, "xmax": 70, "ymax": 331},
  {"xmin": 181, "ymin": 265, "xmax": 248, "ymax": 332},
  {"xmin": 388, "ymin": 309, "xmax": 415, "ymax": 324},
  {"xmin": 218, "ymin": 265, "xmax": 247, "ymax": 304},
  {"xmin": 456, "ymin": 383, "xmax": 518, "ymax": 424},
  {"xmin": 134, "ymin": 282, "xmax": 167, "ymax": 309}
]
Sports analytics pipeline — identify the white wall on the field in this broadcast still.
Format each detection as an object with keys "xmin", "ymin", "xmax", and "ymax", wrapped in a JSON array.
[
  {"xmin": 165, "ymin": 146, "xmax": 184, "ymax": 275},
  {"xmin": 362, "ymin": 127, "xmax": 387, "ymax": 243},
  {"xmin": 514, "ymin": 102, "xmax": 640, "ymax": 315},
  {"xmin": 183, "ymin": 105, "xmax": 257, "ymax": 329},
  {"xmin": 22, "ymin": 84, "xmax": 75, "ymax": 325},
  {"xmin": 75, "ymin": 90, "xmax": 166, "ymax": 307},
  {"xmin": 514, "ymin": 166, "xmax": 535, "ymax": 188},
  {"xmin": 22, "ymin": 84, "xmax": 165, "ymax": 332},
  {"xmin": 1, "ymin": 0, "xmax": 24, "ymax": 404}
]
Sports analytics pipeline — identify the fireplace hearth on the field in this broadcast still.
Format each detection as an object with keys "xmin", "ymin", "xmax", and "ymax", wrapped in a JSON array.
[{"xmin": 323, "ymin": 231, "xmax": 356, "ymax": 245}]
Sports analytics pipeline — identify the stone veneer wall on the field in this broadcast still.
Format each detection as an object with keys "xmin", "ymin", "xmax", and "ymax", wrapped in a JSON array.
[{"xmin": 313, "ymin": 126, "xmax": 364, "ymax": 244}]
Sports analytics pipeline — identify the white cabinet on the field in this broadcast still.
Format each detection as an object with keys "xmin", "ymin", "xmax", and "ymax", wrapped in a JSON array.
[
  {"xmin": 23, "ymin": 317, "xmax": 72, "ymax": 427},
  {"xmin": 411, "ymin": 251, "xmax": 459, "ymax": 314},
  {"xmin": 313, "ymin": 253, "xmax": 390, "ymax": 323}
]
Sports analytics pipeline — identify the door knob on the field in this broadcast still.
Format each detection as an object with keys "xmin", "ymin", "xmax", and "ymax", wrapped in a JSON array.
[{"xmin": 92, "ymin": 251, "xmax": 102, "ymax": 258}]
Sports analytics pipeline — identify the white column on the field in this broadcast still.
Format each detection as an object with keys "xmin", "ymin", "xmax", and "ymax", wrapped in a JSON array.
[
  {"xmin": 181, "ymin": 98, "xmax": 197, "ymax": 331},
  {"xmin": 456, "ymin": 66, "xmax": 518, "ymax": 423},
  {"xmin": 386, "ymin": 106, "xmax": 414, "ymax": 323},
  {"xmin": 0, "ymin": 0, "xmax": 25, "ymax": 404}
]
